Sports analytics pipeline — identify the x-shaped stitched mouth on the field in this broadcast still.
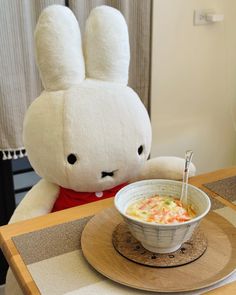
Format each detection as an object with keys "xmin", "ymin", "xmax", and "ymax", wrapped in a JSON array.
[{"xmin": 101, "ymin": 171, "xmax": 114, "ymax": 178}]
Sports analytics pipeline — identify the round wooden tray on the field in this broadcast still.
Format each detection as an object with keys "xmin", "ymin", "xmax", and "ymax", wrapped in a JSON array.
[{"xmin": 81, "ymin": 207, "xmax": 236, "ymax": 293}]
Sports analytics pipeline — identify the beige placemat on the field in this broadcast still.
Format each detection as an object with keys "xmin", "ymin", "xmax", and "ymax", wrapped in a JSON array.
[
  {"xmin": 13, "ymin": 216, "xmax": 92, "ymax": 265},
  {"xmin": 12, "ymin": 206, "xmax": 236, "ymax": 295},
  {"xmin": 204, "ymin": 176, "xmax": 236, "ymax": 203}
]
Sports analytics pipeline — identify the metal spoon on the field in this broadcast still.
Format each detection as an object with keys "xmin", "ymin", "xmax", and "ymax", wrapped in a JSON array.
[{"xmin": 180, "ymin": 150, "xmax": 194, "ymax": 206}]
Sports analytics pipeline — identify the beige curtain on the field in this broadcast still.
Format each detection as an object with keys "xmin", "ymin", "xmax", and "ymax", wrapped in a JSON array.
[
  {"xmin": 0, "ymin": 0, "xmax": 64, "ymax": 160},
  {"xmin": 0, "ymin": 0, "xmax": 152, "ymax": 160}
]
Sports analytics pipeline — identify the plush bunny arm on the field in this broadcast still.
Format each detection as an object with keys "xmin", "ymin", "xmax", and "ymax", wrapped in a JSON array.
[
  {"xmin": 132, "ymin": 157, "xmax": 196, "ymax": 182},
  {"xmin": 9, "ymin": 179, "xmax": 59, "ymax": 224}
]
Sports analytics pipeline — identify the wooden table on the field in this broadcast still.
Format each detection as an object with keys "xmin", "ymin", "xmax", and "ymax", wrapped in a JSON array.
[{"xmin": 0, "ymin": 167, "xmax": 236, "ymax": 295}]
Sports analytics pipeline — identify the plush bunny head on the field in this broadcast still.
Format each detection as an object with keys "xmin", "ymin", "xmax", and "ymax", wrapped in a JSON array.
[{"xmin": 23, "ymin": 5, "xmax": 152, "ymax": 192}]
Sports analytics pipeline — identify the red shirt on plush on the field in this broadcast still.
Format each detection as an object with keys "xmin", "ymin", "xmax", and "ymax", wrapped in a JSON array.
[{"xmin": 51, "ymin": 183, "xmax": 127, "ymax": 212}]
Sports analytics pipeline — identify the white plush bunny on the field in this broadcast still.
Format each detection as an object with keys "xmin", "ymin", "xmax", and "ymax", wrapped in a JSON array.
[{"xmin": 6, "ymin": 5, "xmax": 195, "ymax": 294}]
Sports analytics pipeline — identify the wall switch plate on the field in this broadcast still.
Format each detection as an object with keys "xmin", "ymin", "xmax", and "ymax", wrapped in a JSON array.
[{"xmin": 194, "ymin": 9, "xmax": 213, "ymax": 25}]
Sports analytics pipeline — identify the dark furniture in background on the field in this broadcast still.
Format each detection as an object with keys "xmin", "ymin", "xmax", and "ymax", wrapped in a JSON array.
[
  {"xmin": 0, "ymin": 156, "xmax": 36, "ymax": 284},
  {"xmin": 0, "ymin": 159, "xmax": 15, "ymax": 284}
]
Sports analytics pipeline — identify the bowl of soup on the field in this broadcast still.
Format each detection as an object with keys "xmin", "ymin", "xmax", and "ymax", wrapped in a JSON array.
[{"xmin": 114, "ymin": 179, "xmax": 211, "ymax": 253}]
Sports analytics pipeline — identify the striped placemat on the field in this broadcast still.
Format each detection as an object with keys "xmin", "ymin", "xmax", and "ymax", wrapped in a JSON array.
[
  {"xmin": 12, "ymin": 205, "xmax": 236, "ymax": 295},
  {"xmin": 204, "ymin": 176, "xmax": 236, "ymax": 203}
]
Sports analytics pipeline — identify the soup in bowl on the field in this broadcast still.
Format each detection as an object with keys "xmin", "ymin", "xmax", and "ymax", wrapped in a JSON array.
[{"xmin": 114, "ymin": 179, "xmax": 211, "ymax": 253}]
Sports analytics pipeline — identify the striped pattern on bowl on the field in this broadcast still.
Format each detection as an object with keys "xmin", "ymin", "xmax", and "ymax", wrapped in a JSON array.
[{"xmin": 114, "ymin": 179, "xmax": 211, "ymax": 253}]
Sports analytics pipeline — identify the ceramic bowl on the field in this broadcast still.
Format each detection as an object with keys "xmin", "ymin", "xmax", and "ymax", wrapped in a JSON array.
[{"xmin": 114, "ymin": 179, "xmax": 211, "ymax": 253}]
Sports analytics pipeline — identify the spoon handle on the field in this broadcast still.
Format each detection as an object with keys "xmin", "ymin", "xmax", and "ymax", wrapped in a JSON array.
[{"xmin": 180, "ymin": 150, "xmax": 194, "ymax": 205}]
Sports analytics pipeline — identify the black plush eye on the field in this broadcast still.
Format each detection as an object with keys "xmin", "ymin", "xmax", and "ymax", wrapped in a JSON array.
[
  {"xmin": 138, "ymin": 145, "xmax": 144, "ymax": 155},
  {"xmin": 67, "ymin": 154, "xmax": 77, "ymax": 165}
]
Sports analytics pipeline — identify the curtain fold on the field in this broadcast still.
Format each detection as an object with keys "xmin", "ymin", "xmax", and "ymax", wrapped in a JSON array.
[
  {"xmin": 0, "ymin": 0, "xmax": 64, "ymax": 160},
  {"xmin": 0, "ymin": 0, "xmax": 152, "ymax": 160}
]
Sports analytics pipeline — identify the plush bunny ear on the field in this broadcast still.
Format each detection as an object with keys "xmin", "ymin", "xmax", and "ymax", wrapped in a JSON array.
[
  {"xmin": 35, "ymin": 5, "xmax": 85, "ymax": 91},
  {"xmin": 84, "ymin": 6, "xmax": 130, "ymax": 85}
]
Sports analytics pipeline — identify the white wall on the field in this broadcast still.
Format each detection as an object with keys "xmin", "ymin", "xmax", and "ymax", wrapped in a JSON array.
[{"xmin": 151, "ymin": 0, "xmax": 236, "ymax": 174}]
